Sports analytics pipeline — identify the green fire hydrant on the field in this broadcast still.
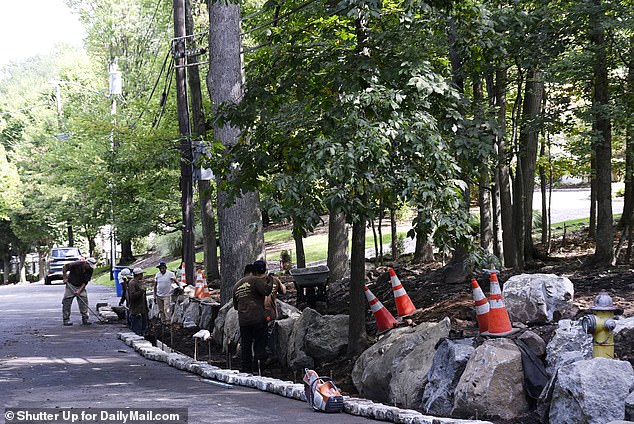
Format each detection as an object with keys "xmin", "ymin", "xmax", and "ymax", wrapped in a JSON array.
[{"xmin": 581, "ymin": 290, "xmax": 623, "ymax": 358}]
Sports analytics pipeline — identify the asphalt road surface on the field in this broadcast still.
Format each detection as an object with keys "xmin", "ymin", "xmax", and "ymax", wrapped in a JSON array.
[{"xmin": 0, "ymin": 282, "xmax": 374, "ymax": 424}]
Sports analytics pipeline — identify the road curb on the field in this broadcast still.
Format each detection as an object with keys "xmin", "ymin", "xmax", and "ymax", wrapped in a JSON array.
[{"xmin": 118, "ymin": 332, "xmax": 492, "ymax": 424}]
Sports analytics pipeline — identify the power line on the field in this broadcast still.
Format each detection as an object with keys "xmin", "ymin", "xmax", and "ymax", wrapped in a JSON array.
[{"xmin": 132, "ymin": 51, "xmax": 171, "ymax": 127}]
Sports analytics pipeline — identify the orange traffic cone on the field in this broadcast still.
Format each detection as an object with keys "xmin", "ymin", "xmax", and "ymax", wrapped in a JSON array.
[
  {"xmin": 471, "ymin": 277, "xmax": 490, "ymax": 334},
  {"xmin": 484, "ymin": 271, "xmax": 515, "ymax": 336},
  {"xmin": 363, "ymin": 285, "xmax": 398, "ymax": 333},
  {"xmin": 194, "ymin": 271, "xmax": 210, "ymax": 299},
  {"xmin": 389, "ymin": 268, "xmax": 416, "ymax": 316},
  {"xmin": 178, "ymin": 262, "xmax": 187, "ymax": 286}
]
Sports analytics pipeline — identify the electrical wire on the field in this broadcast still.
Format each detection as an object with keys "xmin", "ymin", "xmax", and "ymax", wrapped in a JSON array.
[
  {"xmin": 153, "ymin": 57, "xmax": 175, "ymax": 128},
  {"xmin": 132, "ymin": 51, "xmax": 171, "ymax": 128}
]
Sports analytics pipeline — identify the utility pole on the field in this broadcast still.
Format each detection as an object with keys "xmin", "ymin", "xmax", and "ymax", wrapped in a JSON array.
[
  {"xmin": 174, "ymin": 0, "xmax": 196, "ymax": 287},
  {"xmin": 109, "ymin": 61, "xmax": 122, "ymax": 276}
]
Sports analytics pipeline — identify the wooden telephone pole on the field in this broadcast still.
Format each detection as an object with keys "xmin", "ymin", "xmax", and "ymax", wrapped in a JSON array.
[{"xmin": 173, "ymin": 0, "xmax": 196, "ymax": 287}]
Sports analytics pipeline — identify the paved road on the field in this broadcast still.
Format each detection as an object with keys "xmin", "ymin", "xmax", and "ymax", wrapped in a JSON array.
[
  {"xmin": 539, "ymin": 187, "xmax": 624, "ymax": 224},
  {"xmin": 0, "ymin": 283, "xmax": 373, "ymax": 424}
]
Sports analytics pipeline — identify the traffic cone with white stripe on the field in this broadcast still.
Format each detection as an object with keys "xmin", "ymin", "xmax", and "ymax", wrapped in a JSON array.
[
  {"xmin": 194, "ymin": 271, "xmax": 210, "ymax": 299},
  {"xmin": 471, "ymin": 277, "xmax": 490, "ymax": 334},
  {"xmin": 363, "ymin": 285, "xmax": 397, "ymax": 333},
  {"xmin": 389, "ymin": 268, "xmax": 416, "ymax": 317},
  {"xmin": 483, "ymin": 271, "xmax": 515, "ymax": 336}
]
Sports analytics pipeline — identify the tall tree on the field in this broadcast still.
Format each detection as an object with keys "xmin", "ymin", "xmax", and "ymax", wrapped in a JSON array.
[
  {"xmin": 590, "ymin": 0, "xmax": 613, "ymax": 264},
  {"xmin": 208, "ymin": 0, "xmax": 265, "ymax": 304}
]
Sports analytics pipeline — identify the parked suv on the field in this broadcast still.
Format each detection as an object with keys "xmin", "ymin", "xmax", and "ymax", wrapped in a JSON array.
[{"xmin": 45, "ymin": 247, "xmax": 83, "ymax": 285}]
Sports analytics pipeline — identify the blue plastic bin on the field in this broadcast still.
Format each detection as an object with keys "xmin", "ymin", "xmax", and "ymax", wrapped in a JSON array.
[{"xmin": 112, "ymin": 265, "xmax": 128, "ymax": 297}]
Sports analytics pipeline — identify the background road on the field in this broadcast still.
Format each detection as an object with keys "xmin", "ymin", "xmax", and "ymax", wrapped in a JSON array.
[{"xmin": 0, "ymin": 283, "xmax": 374, "ymax": 424}]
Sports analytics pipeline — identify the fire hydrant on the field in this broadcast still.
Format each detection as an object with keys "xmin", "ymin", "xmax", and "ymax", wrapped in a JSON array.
[{"xmin": 581, "ymin": 290, "xmax": 622, "ymax": 358}]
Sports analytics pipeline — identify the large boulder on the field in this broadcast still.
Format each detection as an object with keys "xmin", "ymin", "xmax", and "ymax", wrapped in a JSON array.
[
  {"xmin": 182, "ymin": 300, "xmax": 199, "ymax": 328},
  {"xmin": 352, "ymin": 317, "xmax": 451, "ymax": 409},
  {"xmin": 502, "ymin": 273, "xmax": 574, "ymax": 324},
  {"xmin": 549, "ymin": 358, "xmax": 634, "ymax": 424},
  {"xmin": 616, "ymin": 316, "xmax": 634, "ymax": 366},
  {"xmin": 421, "ymin": 338, "xmax": 475, "ymax": 416},
  {"xmin": 198, "ymin": 302, "xmax": 216, "ymax": 330},
  {"xmin": 211, "ymin": 303, "xmax": 240, "ymax": 353},
  {"xmin": 273, "ymin": 316, "xmax": 298, "ymax": 367},
  {"xmin": 452, "ymin": 338, "xmax": 530, "ymax": 420},
  {"xmin": 545, "ymin": 319, "xmax": 592, "ymax": 374},
  {"xmin": 286, "ymin": 308, "xmax": 349, "ymax": 370}
]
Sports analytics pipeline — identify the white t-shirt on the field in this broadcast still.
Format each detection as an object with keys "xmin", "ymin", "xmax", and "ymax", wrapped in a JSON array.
[{"xmin": 155, "ymin": 270, "xmax": 176, "ymax": 297}]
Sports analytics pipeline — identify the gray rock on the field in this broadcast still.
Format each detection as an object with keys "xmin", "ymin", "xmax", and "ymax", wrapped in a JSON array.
[
  {"xmin": 452, "ymin": 338, "xmax": 529, "ymax": 420},
  {"xmin": 273, "ymin": 316, "xmax": 297, "ymax": 368},
  {"xmin": 198, "ymin": 302, "xmax": 215, "ymax": 330},
  {"xmin": 545, "ymin": 319, "xmax": 592, "ymax": 373},
  {"xmin": 421, "ymin": 338, "xmax": 475, "ymax": 416},
  {"xmin": 518, "ymin": 330, "xmax": 547, "ymax": 357},
  {"xmin": 182, "ymin": 300, "xmax": 199, "ymax": 328},
  {"xmin": 286, "ymin": 308, "xmax": 317, "ymax": 370},
  {"xmin": 352, "ymin": 318, "xmax": 451, "ymax": 408},
  {"xmin": 212, "ymin": 303, "xmax": 240, "ymax": 354},
  {"xmin": 626, "ymin": 391, "xmax": 634, "ymax": 421},
  {"xmin": 549, "ymin": 358, "xmax": 634, "ymax": 424},
  {"xmin": 304, "ymin": 314, "xmax": 348, "ymax": 363},
  {"xmin": 502, "ymin": 273, "xmax": 574, "ymax": 323}
]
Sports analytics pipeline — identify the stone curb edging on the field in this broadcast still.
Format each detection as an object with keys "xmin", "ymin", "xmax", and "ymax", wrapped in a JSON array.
[{"xmin": 118, "ymin": 332, "xmax": 492, "ymax": 424}]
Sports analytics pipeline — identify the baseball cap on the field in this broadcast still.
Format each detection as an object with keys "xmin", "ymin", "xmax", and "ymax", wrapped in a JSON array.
[
  {"xmin": 157, "ymin": 261, "xmax": 167, "ymax": 268},
  {"xmin": 253, "ymin": 260, "xmax": 267, "ymax": 273},
  {"xmin": 133, "ymin": 267, "xmax": 144, "ymax": 275},
  {"xmin": 86, "ymin": 257, "xmax": 97, "ymax": 268}
]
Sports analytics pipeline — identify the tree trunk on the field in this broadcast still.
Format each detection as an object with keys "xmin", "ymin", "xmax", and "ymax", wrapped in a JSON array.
[
  {"xmin": 518, "ymin": 68, "xmax": 544, "ymax": 263},
  {"xmin": 390, "ymin": 208, "xmax": 399, "ymax": 261},
  {"xmin": 591, "ymin": 0, "xmax": 613, "ymax": 264},
  {"xmin": 19, "ymin": 252, "xmax": 27, "ymax": 284},
  {"xmin": 87, "ymin": 236, "xmax": 96, "ymax": 258},
  {"xmin": 539, "ymin": 133, "xmax": 549, "ymax": 245},
  {"xmin": 371, "ymin": 220, "xmax": 379, "ymax": 265},
  {"xmin": 67, "ymin": 224, "xmax": 74, "ymax": 247},
  {"xmin": 589, "ymin": 156, "xmax": 597, "ymax": 239},
  {"xmin": 347, "ymin": 218, "xmax": 367, "ymax": 356},
  {"xmin": 474, "ymin": 77, "xmax": 493, "ymax": 254},
  {"xmin": 208, "ymin": 0, "xmax": 265, "ymax": 304},
  {"xmin": 293, "ymin": 229, "xmax": 306, "ymax": 268},
  {"xmin": 120, "ymin": 239, "xmax": 135, "ymax": 264},
  {"xmin": 413, "ymin": 232, "xmax": 434, "ymax": 263},
  {"xmin": 620, "ymin": 38, "xmax": 634, "ymax": 250},
  {"xmin": 492, "ymin": 68, "xmax": 512, "ymax": 267},
  {"xmin": 327, "ymin": 210, "xmax": 349, "ymax": 282},
  {"xmin": 2, "ymin": 255, "xmax": 9, "ymax": 284},
  {"xmin": 200, "ymin": 181, "xmax": 220, "ymax": 280}
]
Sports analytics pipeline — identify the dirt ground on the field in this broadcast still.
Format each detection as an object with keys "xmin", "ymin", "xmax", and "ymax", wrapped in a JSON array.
[{"xmin": 142, "ymin": 226, "xmax": 634, "ymax": 422}]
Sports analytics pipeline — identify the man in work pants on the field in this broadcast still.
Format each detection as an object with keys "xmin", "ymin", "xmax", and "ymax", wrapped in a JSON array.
[
  {"xmin": 62, "ymin": 258, "xmax": 97, "ymax": 326},
  {"xmin": 232, "ymin": 260, "xmax": 273, "ymax": 373}
]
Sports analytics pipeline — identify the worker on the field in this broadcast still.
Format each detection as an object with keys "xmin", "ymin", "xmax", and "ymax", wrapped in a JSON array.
[
  {"xmin": 232, "ymin": 260, "xmax": 273, "ymax": 373},
  {"xmin": 61, "ymin": 257, "xmax": 97, "ymax": 326}
]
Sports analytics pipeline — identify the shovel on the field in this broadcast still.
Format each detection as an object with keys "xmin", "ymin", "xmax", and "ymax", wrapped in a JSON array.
[{"xmin": 65, "ymin": 282, "xmax": 107, "ymax": 324}]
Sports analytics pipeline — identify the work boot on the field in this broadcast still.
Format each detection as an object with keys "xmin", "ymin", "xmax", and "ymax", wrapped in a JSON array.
[
  {"xmin": 63, "ymin": 320, "xmax": 73, "ymax": 326},
  {"xmin": 81, "ymin": 319, "xmax": 92, "ymax": 326}
]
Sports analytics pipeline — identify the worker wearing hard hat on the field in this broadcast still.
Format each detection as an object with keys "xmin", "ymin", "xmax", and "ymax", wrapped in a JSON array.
[{"xmin": 127, "ymin": 268, "xmax": 148, "ymax": 336}]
